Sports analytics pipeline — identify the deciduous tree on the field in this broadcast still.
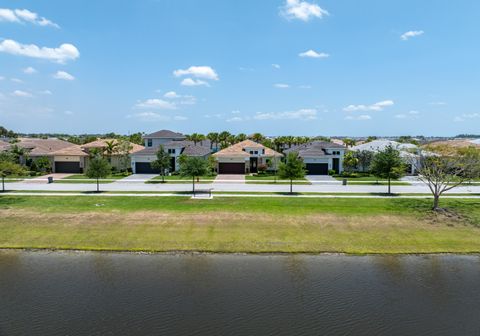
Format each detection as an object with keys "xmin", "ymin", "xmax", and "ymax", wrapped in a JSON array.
[{"xmin": 278, "ymin": 152, "xmax": 306, "ymax": 193}]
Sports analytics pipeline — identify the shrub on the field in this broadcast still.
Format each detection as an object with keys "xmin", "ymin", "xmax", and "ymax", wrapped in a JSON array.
[
  {"xmin": 257, "ymin": 164, "xmax": 268, "ymax": 173},
  {"xmin": 328, "ymin": 169, "xmax": 336, "ymax": 176}
]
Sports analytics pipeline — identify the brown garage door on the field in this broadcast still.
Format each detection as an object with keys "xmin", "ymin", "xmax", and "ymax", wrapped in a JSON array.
[{"xmin": 218, "ymin": 163, "xmax": 245, "ymax": 174}]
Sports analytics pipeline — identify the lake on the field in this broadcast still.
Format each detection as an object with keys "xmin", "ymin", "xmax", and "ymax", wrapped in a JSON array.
[{"xmin": 1, "ymin": 251, "xmax": 479, "ymax": 335}]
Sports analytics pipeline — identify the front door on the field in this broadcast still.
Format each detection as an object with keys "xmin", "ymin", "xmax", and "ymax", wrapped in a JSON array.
[
  {"xmin": 250, "ymin": 157, "xmax": 258, "ymax": 173},
  {"xmin": 170, "ymin": 157, "xmax": 176, "ymax": 172},
  {"xmin": 332, "ymin": 158, "xmax": 340, "ymax": 174}
]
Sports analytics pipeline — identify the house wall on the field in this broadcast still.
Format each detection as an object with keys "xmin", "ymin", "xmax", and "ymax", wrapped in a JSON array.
[{"xmin": 144, "ymin": 138, "xmax": 184, "ymax": 148}]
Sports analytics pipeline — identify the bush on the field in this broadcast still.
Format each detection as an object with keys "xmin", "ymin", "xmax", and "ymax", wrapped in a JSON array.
[
  {"xmin": 328, "ymin": 169, "xmax": 336, "ymax": 176},
  {"xmin": 257, "ymin": 164, "xmax": 268, "ymax": 173}
]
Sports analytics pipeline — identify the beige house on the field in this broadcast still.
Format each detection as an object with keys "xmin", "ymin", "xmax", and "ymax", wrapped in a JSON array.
[
  {"xmin": 212, "ymin": 140, "xmax": 283, "ymax": 174},
  {"xmin": 81, "ymin": 139, "xmax": 144, "ymax": 172}
]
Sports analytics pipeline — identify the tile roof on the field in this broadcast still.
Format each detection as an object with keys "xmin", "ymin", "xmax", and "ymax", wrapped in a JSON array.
[
  {"xmin": 51, "ymin": 145, "xmax": 89, "ymax": 157},
  {"xmin": 284, "ymin": 141, "xmax": 346, "ymax": 157},
  {"xmin": 351, "ymin": 140, "xmax": 417, "ymax": 152},
  {"xmin": 213, "ymin": 140, "xmax": 283, "ymax": 158},
  {"xmin": 81, "ymin": 138, "xmax": 144, "ymax": 154},
  {"xmin": 181, "ymin": 145, "xmax": 211, "ymax": 157},
  {"xmin": 143, "ymin": 130, "xmax": 186, "ymax": 139},
  {"xmin": 16, "ymin": 138, "xmax": 76, "ymax": 156}
]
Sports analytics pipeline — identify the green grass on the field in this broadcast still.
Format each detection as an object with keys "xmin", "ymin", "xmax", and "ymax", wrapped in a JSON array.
[
  {"xmin": 245, "ymin": 174, "xmax": 310, "ymax": 185},
  {"xmin": 53, "ymin": 174, "xmax": 128, "ymax": 184},
  {"xmin": 146, "ymin": 175, "xmax": 215, "ymax": 184},
  {"xmin": 1, "ymin": 196, "xmax": 480, "ymax": 254}
]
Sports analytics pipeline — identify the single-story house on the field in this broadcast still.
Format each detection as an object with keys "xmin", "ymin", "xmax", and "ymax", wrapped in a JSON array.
[
  {"xmin": 212, "ymin": 140, "xmax": 283, "ymax": 174},
  {"xmin": 284, "ymin": 141, "xmax": 346, "ymax": 175},
  {"xmin": 350, "ymin": 140, "xmax": 419, "ymax": 174},
  {"xmin": 81, "ymin": 138, "xmax": 144, "ymax": 172},
  {"xmin": 131, "ymin": 130, "xmax": 211, "ymax": 174},
  {"xmin": 0, "ymin": 137, "xmax": 90, "ymax": 173}
]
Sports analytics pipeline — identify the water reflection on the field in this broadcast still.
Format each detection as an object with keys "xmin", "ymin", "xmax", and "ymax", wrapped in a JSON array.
[{"xmin": 0, "ymin": 252, "xmax": 479, "ymax": 336}]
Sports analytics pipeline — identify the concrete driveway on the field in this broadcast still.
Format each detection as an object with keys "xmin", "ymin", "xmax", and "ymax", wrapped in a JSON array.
[
  {"xmin": 214, "ymin": 174, "xmax": 245, "ymax": 183},
  {"xmin": 114, "ymin": 174, "xmax": 157, "ymax": 183},
  {"xmin": 306, "ymin": 175, "xmax": 338, "ymax": 184}
]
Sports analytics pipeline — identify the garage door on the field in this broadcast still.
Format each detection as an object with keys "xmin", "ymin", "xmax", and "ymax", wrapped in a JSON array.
[
  {"xmin": 305, "ymin": 163, "xmax": 329, "ymax": 175},
  {"xmin": 135, "ymin": 162, "xmax": 160, "ymax": 174},
  {"xmin": 218, "ymin": 163, "xmax": 245, "ymax": 174},
  {"xmin": 55, "ymin": 161, "xmax": 81, "ymax": 173}
]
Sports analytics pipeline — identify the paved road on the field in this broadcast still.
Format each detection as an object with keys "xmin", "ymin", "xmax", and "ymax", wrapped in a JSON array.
[{"xmin": 6, "ymin": 180, "xmax": 480, "ymax": 194}]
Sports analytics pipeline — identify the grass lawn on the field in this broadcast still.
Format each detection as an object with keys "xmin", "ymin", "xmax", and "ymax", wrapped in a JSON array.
[
  {"xmin": 54, "ymin": 174, "xmax": 128, "ymax": 184},
  {"xmin": 1, "ymin": 196, "xmax": 480, "ymax": 254}
]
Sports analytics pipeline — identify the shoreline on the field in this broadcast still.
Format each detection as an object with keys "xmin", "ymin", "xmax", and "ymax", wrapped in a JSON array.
[{"xmin": 2, "ymin": 247, "xmax": 480, "ymax": 257}]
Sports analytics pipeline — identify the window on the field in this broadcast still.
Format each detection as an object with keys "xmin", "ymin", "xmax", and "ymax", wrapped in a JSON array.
[
  {"xmin": 147, "ymin": 139, "xmax": 152, "ymax": 147},
  {"xmin": 250, "ymin": 151, "xmax": 254, "ymax": 154},
  {"xmin": 168, "ymin": 149, "xmax": 175, "ymax": 154},
  {"xmin": 254, "ymin": 151, "xmax": 258, "ymax": 155}
]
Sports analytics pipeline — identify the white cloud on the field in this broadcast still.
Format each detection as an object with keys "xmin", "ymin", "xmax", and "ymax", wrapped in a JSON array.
[
  {"xmin": 12, "ymin": 90, "xmax": 32, "ymax": 97},
  {"xmin": 429, "ymin": 101, "xmax": 447, "ymax": 106},
  {"xmin": 280, "ymin": 0, "xmax": 329, "ymax": 21},
  {"xmin": 299, "ymin": 49, "xmax": 329, "ymax": 58},
  {"xmin": 204, "ymin": 113, "xmax": 225, "ymax": 119},
  {"xmin": 11, "ymin": 78, "xmax": 23, "ymax": 83},
  {"xmin": 345, "ymin": 115, "xmax": 372, "ymax": 121},
  {"xmin": 401, "ymin": 30, "xmax": 424, "ymax": 41},
  {"xmin": 0, "ymin": 39, "xmax": 79, "ymax": 63},
  {"xmin": 127, "ymin": 111, "xmax": 187, "ymax": 122},
  {"xmin": 53, "ymin": 70, "xmax": 75, "ymax": 81},
  {"xmin": 274, "ymin": 83, "xmax": 290, "ymax": 88},
  {"xmin": 23, "ymin": 66, "xmax": 37, "ymax": 74},
  {"xmin": 454, "ymin": 113, "xmax": 479, "ymax": 122},
  {"xmin": 0, "ymin": 8, "xmax": 59, "ymax": 28},
  {"xmin": 164, "ymin": 91, "xmax": 180, "ymax": 99},
  {"xmin": 64, "ymin": 110, "xmax": 74, "ymax": 115},
  {"xmin": 0, "ymin": 76, "xmax": 4, "ymax": 80},
  {"xmin": 231, "ymin": 110, "xmax": 241, "ymax": 114},
  {"xmin": 254, "ymin": 108, "xmax": 317, "ymax": 120},
  {"xmin": 343, "ymin": 100, "xmax": 394, "ymax": 112},
  {"xmin": 39, "ymin": 90, "xmax": 52, "ymax": 95},
  {"xmin": 135, "ymin": 98, "xmax": 176, "ymax": 110},
  {"xmin": 173, "ymin": 66, "xmax": 219, "ymax": 80},
  {"xmin": 180, "ymin": 78, "xmax": 210, "ymax": 87},
  {"xmin": 272, "ymin": 64, "xmax": 280, "ymax": 69},
  {"xmin": 226, "ymin": 116, "xmax": 243, "ymax": 122},
  {"xmin": 299, "ymin": 85, "xmax": 312, "ymax": 89},
  {"xmin": 395, "ymin": 111, "xmax": 419, "ymax": 120}
]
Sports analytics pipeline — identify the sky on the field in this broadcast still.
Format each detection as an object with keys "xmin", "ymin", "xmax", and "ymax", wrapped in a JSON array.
[{"xmin": 1, "ymin": 0, "xmax": 479, "ymax": 136}]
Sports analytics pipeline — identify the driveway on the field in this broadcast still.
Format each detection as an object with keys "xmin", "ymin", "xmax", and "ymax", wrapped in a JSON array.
[
  {"xmin": 214, "ymin": 174, "xmax": 245, "ymax": 183},
  {"xmin": 306, "ymin": 175, "xmax": 338, "ymax": 184},
  {"xmin": 24, "ymin": 173, "xmax": 74, "ymax": 183},
  {"xmin": 114, "ymin": 174, "xmax": 157, "ymax": 183}
]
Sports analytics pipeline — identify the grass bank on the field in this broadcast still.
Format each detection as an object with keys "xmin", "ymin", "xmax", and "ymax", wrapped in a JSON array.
[{"xmin": 1, "ymin": 196, "xmax": 479, "ymax": 254}]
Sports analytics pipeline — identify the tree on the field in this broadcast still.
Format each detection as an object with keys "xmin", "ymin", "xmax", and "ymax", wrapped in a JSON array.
[
  {"xmin": 366, "ymin": 136, "xmax": 377, "ymax": 143},
  {"xmin": 251, "ymin": 133, "xmax": 264, "ymax": 143},
  {"xmin": 355, "ymin": 150, "xmax": 374, "ymax": 172},
  {"xmin": 187, "ymin": 133, "xmax": 205, "ymax": 145},
  {"xmin": 35, "ymin": 156, "xmax": 52, "ymax": 173},
  {"xmin": 277, "ymin": 152, "xmax": 306, "ymax": 193},
  {"xmin": 343, "ymin": 138, "xmax": 356, "ymax": 148},
  {"xmin": 235, "ymin": 133, "xmax": 247, "ymax": 143},
  {"xmin": 104, "ymin": 140, "xmax": 119, "ymax": 157},
  {"xmin": 86, "ymin": 155, "xmax": 111, "ymax": 192},
  {"xmin": 415, "ymin": 148, "xmax": 480, "ymax": 210},
  {"xmin": 207, "ymin": 132, "xmax": 219, "ymax": 150},
  {"xmin": 343, "ymin": 152, "xmax": 358, "ymax": 173},
  {"xmin": 370, "ymin": 145, "xmax": 405, "ymax": 194},
  {"xmin": 128, "ymin": 132, "xmax": 143, "ymax": 145},
  {"xmin": 0, "ymin": 152, "xmax": 26, "ymax": 192},
  {"xmin": 179, "ymin": 155, "xmax": 209, "ymax": 193},
  {"xmin": 218, "ymin": 131, "xmax": 231, "ymax": 148},
  {"xmin": 151, "ymin": 145, "xmax": 171, "ymax": 183},
  {"xmin": 116, "ymin": 140, "xmax": 133, "ymax": 172}
]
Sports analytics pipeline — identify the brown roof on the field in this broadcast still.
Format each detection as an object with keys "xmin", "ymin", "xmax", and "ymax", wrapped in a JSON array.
[
  {"xmin": 143, "ymin": 130, "xmax": 186, "ymax": 139},
  {"xmin": 181, "ymin": 145, "xmax": 211, "ymax": 157},
  {"xmin": 213, "ymin": 140, "xmax": 283, "ymax": 158},
  {"xmin": 81, "ymin": 139, "xmax": 144, "ymax": 154},
  {"xmin": 16, "ymin": 138, "xmax": 75, "ymax": 156},
  {"xmin": 51, "ymin": 145, "xmax": 89, "ymax": 157}
]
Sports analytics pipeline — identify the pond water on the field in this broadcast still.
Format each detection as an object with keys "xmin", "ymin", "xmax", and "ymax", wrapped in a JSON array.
[{"xmin": 1, "ymin": 251, "xmax": 479, "ymax": 335}]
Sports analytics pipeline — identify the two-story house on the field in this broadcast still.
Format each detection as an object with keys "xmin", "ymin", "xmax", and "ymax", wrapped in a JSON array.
[{"xmin": 284, "ymin": 141, "xmax": 346, "ymax": 175}]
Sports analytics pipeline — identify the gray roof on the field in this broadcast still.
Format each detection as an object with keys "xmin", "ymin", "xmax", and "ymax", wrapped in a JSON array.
[
  {"xmin": 181, "ymin": 145, "xmax": 211, "ymax": 157},
  {"xmin": 143, "ymin": 130, "xmax": 186, "ymax": 139},
  {"xmin": 351, "ymin": 140, "xmax": 417, "ymax": 152},
  {"xmin": 284, "ymin": 141, "xmax": 345, "ymax": 157}
]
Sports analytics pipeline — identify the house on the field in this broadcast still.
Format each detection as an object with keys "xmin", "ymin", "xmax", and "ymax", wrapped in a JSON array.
[
  {"xmin": 212, "ymin": 140, "xmax": 283, "ymax": 174},
  {"xmin": 284, "ymin": 141, "xmax": 346, "ymax": 175},
  {"xmin": 0, "ymin": 137, "xmax": 89, "ymax": 173},
  {"xmin": 81, "ymin": 139, "xmax": 144, "ymax": 172},
  {"xmin": 350, "ymin": 139, "xmax": 419, "ymax": 174},
  {"xmin": 131, "ymin": 130, "xmax": 211, "ymax": 174}
]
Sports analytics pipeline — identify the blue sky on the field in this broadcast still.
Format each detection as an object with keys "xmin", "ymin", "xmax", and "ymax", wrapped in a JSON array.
[{"xmin": 1, "ymin": 0, "xmax": 479, "ymax": 136}]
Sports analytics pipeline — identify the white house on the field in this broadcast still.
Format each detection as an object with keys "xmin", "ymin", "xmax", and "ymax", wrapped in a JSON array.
[{"xmin": 285, "ymin": 141, "xmax": 346, "ymax": 175}]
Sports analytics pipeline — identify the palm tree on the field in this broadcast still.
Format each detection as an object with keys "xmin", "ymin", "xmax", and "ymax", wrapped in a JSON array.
[
  {"xmin": 235, "ymin": 133, "xmax": 247, "ymax": 143},
  {"xmin": 343, "ymin": 138, "xmax": 356, "ymax": 148},
  {"xmin": 218, "ymin": 131, "xmax": 231, "ymax": 148},
  {"xmin": 207, "ymin": 132, "xmax": 219, "ymax": 149},
  {"xmin": 104, "ymin": 140, "xmax": 118, "ymax": 156},
  {"xmin": 251, "ymin": 132, "xmax": 264, "ymax": 143}
]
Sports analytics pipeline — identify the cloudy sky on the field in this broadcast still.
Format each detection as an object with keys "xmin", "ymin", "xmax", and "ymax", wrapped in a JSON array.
[{"xmin": 1, "ymin": 0, "xmax": 479, "ymax": 136}]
